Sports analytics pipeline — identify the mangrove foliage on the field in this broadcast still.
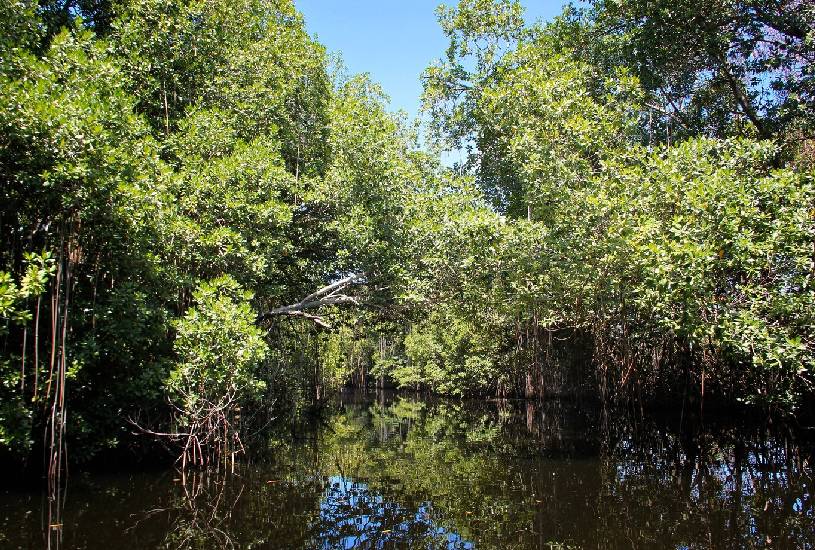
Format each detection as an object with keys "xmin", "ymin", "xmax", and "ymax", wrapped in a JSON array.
[{"xmin": 0, "ymin": 0, "xmax": 813, "ymax": 468}]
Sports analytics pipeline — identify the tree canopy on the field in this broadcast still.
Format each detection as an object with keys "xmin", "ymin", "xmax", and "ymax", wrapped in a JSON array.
[{"xmin": 0, "ymin": 0, "xmax": 813, "ymax": 468}]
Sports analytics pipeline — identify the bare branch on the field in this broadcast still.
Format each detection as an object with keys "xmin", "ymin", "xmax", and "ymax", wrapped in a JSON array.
[
  {"xmin": 299, "ymin": 273, "xmax": 361, "ymax": 304},
  {"xmin": 256, "ymin": 274, "xmax": 364, "ymax": 325}
]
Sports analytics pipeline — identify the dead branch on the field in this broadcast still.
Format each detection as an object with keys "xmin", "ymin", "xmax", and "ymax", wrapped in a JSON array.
[{"xmin": 256, "ymin": 274, "xmax": 364, "ymax": 326}]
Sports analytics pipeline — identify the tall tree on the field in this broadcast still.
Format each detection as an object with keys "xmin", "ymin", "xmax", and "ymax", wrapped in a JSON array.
[{"xmin": 589, "ymin": 0, "xmax": 815, "ymax": 142}]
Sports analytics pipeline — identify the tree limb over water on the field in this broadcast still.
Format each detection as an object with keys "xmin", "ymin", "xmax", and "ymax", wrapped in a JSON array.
[{"xmin": 257, "ymin": 274, "xmax": 364, "ymax": 328}]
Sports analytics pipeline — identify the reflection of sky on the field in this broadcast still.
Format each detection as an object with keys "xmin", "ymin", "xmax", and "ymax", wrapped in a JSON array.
[
  {"xmin": 613, "ymin": 444, "xmax": 812, "ymax": 543},
  {"xmin": 317, "ymin": 475, "xmax": 474, "ymax": 549}
]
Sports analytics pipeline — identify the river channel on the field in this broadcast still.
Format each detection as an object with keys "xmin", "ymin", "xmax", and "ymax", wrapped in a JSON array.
[{"xmin": 1, "ymin": 393, "xmax": 813, "ymax": 548}]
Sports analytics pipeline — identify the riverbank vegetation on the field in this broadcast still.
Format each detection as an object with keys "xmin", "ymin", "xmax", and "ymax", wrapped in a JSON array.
[{"xmin": 1, "ymin": 0, "xmax": 813, "ymax": 469}]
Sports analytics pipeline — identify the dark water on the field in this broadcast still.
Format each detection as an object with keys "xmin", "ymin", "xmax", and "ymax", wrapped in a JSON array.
[{"xmin": 1, "ymin": 393, "xmax": 814, "ymax": 549}]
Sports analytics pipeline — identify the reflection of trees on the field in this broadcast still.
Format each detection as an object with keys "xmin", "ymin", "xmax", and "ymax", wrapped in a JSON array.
[
  {"xmin": 593, "ymin": 421, "xmax": 815, "ymax": 548},
  {"xmin": 9, "ymin": 395, "xmax": 812, "ymax": 549},
  {"xmin": 311, "ymin": 399, "xmax": 541, "ymax": 549},
  {"xmin": 155, "ymin": 471, "xmax": 244, "ymax": 549},
  {"xmin": 44, "ymin": 482, "xmax": 65, "ymax": 550},
  {"xmin": 311, "ymin": 397, "xmax": 814, "ymax": 550},
  {"xmin": 312, "ymin": 477, "xmax": 470, "ymax": 549},
  {"xmin": 126, "ymin": 465, "xmax": 325, "ymax": 549}
]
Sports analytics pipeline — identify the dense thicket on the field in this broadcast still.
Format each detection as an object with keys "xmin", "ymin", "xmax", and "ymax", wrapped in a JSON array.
[
  {"xmin": 395, "ymin": 0, "xmax": 815, "ymax": 410},
  {"xmin": 0, "ymin": 0, "xmax": 813, "ymax": 468},
  {"xmin": 0, "ymin": 0, "xmax": 431, "ymax": 466}
]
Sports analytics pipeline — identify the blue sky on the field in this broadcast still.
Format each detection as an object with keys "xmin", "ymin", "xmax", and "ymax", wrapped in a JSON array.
[{"xmin": 295, "ymin": 1, "xmax": 572, "ymax": 120}]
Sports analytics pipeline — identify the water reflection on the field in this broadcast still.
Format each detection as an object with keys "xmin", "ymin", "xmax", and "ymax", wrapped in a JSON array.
[
  {"xmin": 318, "ymin": 476, "xmax": 473, "ymax": 549},
  {"xmin": 0, "ymin": 393, "xmax": 812, "ymax": 548}
]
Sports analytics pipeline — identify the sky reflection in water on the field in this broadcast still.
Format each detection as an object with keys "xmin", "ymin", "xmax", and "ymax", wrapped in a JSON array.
[
  {"xmin": 319, "ymin": 475, "xmax": 473, "ymax": 549},
  {"xmin": 0, "ymin": 393, "xmax": 813, "ymax": 549}
]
